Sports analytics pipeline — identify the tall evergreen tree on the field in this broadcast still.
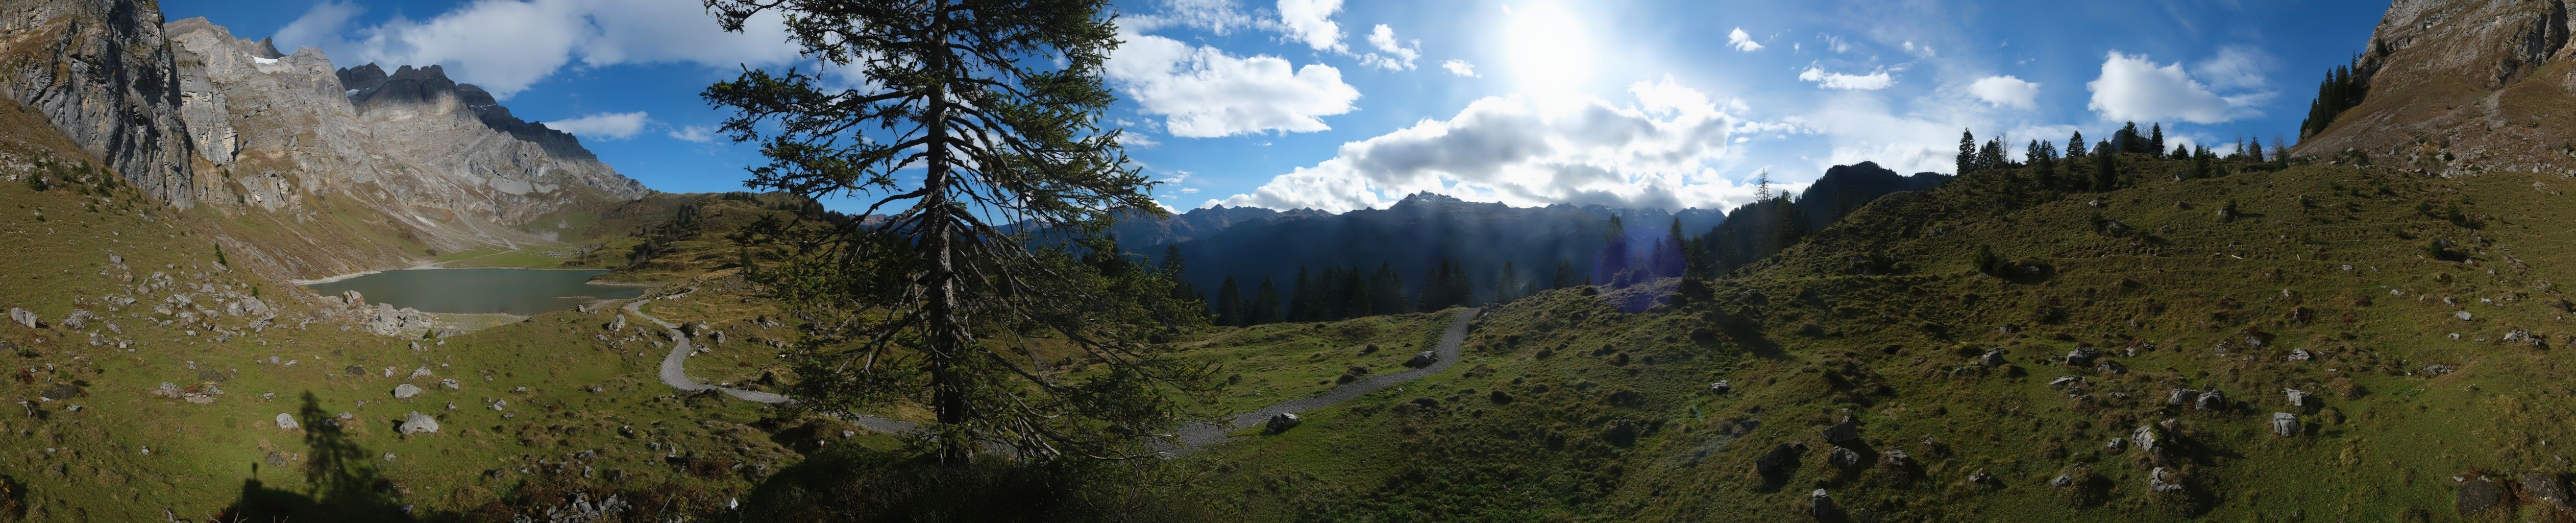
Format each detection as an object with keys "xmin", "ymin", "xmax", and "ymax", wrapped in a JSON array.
[
  {"xmin": 2171, "ymin": 144, "xmax": 2189, "ymax": 159},
  {"xmin": 1368, "ymin": 262, "xmax": 1406, "ymax": 315},
  {"xmin": 2249, "ymin": 137, "xmax": 2267, "ymax": 162},
  {"xmin": 2149, "ymin": 123, "xmax": 2166, "ymax": 158},
  {"xmin": 1160, "ymin": 245, "xmax": 1197, "ymax": 304},
  {"xmin": 1250, "ymin": 277, "xmax": 1282, "ymax": 325},
  {"xmin": 2118, "ymin": 122, "xmax": 2144, "ymax": 153},
  {"xmin": 1592, "ymin": 215, "xmax": 1631, "ymax": 285},
  {"xmin": 2093, "ymin": 142, "xmax": 2119, "ymax": 191},
  {"xmin": 1958, "ymin": 128, "xmax": 1979, "ymax": 174},
  {"xmin": 703, "ymin": 0, "xmax": 1191, "ymax": 461},
  {"xmin": 1978, "ymin": 138, "xmax": 2006, "ymax": 172},
  {"xmin": 1215, "ymin": 276, "xmax": 1241, "ymax": 326},
  {"xmin": 1287, "ymin": 266, "xmax": 1314, "ymax": 322},
  {"xmin": 1552, "ymin": 259, "xmax": 1581, "ymax": 289},
  {"xmin": 1495, "ymin": 260, "xmax": 1523, "ymax": 303},
  {"xmin": 2066, "ymin": 131, "xmax": 2087, "ymax": 159}
]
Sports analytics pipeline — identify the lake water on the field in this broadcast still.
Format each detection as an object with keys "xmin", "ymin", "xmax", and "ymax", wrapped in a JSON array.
[{"xmin": 303, "ymin": 268, "xmax": 646, "ymax": 315}]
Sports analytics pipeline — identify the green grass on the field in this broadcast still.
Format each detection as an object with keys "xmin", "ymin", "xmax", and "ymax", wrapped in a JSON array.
[{"xmin": 1163, "ymin": 313, "xmax": 1452, "ymax": 414}]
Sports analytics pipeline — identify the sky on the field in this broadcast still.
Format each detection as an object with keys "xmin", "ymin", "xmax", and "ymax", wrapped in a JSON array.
[{"xmin": 160, "ymin": 0, "xmax": 2389, "ymax": 215}]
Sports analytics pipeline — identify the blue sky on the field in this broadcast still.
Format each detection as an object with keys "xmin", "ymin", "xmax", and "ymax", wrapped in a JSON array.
[{"xmin": 161, "ymin": 0, "xmax": 2386, "ymax": 214}]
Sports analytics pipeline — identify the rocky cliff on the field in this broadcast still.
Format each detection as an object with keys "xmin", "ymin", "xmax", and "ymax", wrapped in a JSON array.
[
  {"xmin": 2292, "ymin": 0, "xmax": 2576, "ymax": 175},
  {"xmin": 0, "ymin": 0, "xmax": 197, "ymax": 207},
  {"xmin": 162, "ymin": 18, "xmax": 649, "ymax": 278}
]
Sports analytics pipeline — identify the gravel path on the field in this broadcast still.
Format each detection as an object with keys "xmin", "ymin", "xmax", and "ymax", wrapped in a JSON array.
[
  {"xmin": 627, "ymin": 298, "xmax": 918, "ymax": 434},
  {"xmin": 1168, "ymin": 307, "xmax": 1480, "ymax": 454}
]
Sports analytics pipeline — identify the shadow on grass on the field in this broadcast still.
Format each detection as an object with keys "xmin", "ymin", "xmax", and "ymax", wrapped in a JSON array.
[{"xmin": 216, "ymin": 392, "xmax": 459, "ymax": 522}]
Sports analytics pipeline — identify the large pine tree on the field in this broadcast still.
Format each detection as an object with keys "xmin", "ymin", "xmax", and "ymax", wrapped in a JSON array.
[{"xmin": 703, "ymin": 0, "xmax": 1197, "ymax": 461}]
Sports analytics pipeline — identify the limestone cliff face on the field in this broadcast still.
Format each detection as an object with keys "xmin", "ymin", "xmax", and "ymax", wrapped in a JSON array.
[
  {"xmin": 163, "ymin": 18, "xmax": 650, "ymax": 278},
  {"xmin": 0, "ymin": 0, "xmax": 197, "ymax": 207},
  {"xmin": 2293, "ymin": 0, "xmax": 2576, "ymax": 175}
]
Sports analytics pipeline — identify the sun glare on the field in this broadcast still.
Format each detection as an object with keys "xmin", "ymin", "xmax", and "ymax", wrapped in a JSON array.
[{"xmin": 1503, "ymin": 2, "xmax": 1596, "ymax": 105}]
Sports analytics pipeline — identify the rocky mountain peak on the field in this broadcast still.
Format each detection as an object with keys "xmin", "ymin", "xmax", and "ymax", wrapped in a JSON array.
[{"xmin": 2293, "ymin": 0, "xmax": 2576, "ymax": 176}]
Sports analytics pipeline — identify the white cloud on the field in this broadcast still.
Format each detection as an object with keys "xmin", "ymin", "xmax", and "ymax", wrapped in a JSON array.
[
  {"xmin": 2193, "ymin": 46, "xmax": 2272, "ymax": 91},
  {"xmin": 1968, "ymin": 76, "xmax": 2040, "ymax": 110},
  {"xmin": 667, "ymin": 124, "xmax": 717, "ymax": 143},
  {"xmin": 1108, "ymin": 31, "xmax": 1361, "ymax": 137},
  {"xmin": 1208, "ymin": 78, "xmax": 1758, "ymax": 212},
  {"xmin": 1728, "ymin": 28, "xmax": 1763, "ymax": 52},
  {"xmin": 1359, "ymin": 24, "xmax": 1419, "ymax": 70},
  {"xmin": 275, "ymin": 0, "xmax": 799, "ymax": 99},
  {"xmin": 1126, "ymin": 0, "xmax": 1266, "ymax": 35},
  {"xmin": 1277, "ymin": 0, "xmax": 1345, "ymax": 53},
  {"xmin": 2087, "ymin": 51, "xmax": 2264, "ymax": 124},
  {"xmin": 1118, "ymin": 132, "xmax": 1163, "ymax": 149},
  {"xmin": 1799, "ymin": 67, "xmax": 1894, "ymax": 90},
  {"xmin": 544, "ymin": 111, "xmax": 651, "ymax": 139},
  {"xmin": 1441, "ymin": 59, "xmax": 1479, "ymax": 78}
]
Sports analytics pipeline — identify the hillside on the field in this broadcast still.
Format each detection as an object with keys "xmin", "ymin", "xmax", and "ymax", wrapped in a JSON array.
[
  {"xmin": 2290, "ymin": 0, "xmax": 2576, "ymax": 177},
  {"xmin": 1166, "ymin": 148, "xmax": 2576, "ymax": 520}
]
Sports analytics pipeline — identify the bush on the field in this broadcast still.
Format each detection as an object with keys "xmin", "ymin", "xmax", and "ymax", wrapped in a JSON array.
[{"xmin": 23, "ymin": 172, "xmax": 44, "ymax": 192}]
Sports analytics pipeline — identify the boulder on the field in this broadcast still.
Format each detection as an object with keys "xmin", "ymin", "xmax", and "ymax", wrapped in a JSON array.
[
  {"xmin": 1756, "ymin": 442, "xmax": 1806, "ymax": 479},
  {"xmin": 2049, "ymin": 473, "xmax": 2074, "ymax": 488},
  {"xmin": 392, "ymin": 384, "xmax": 423, "ymax": 399},
  {"xmin": 1405, "ymin": 350, "xmax": 1436, "ymax": 368},
  {"xmin": 1967, "ymin": 468, "xmax": 1994, "ymax": 485},
  {"xmin": 1819, "ymin": 416, "xmax": 1862, "ymax": 446},
  {"xmin": 1878, "ymin": 447, "xmax": 1913, "ymax": 469},
  {"xmin": 2271, "ymin": 412, "xmax": 2300, "ymax": 436},
  {"xmin": 2048, "ymin": 375, "xmax": 2084, "ymax": 389},
  {"xmin": 1826, "ymin": 446, "xmax": 1862, "ymax": 469},
  {"xmin": 489, "ymin": 399, "xmax": 508, "ymax": 412},
  {"xmin": 2285, "ymin": 389, "xmax": 2315, "ymax": 408},
  {"xmin": 1979, "ymin": 348, "xmax": 2007, "ymax": 367},
  {"xmin": 607, "ymin": 315, "xmax": 626, "ymax": 331},
  {"xmin": 275, "ymin": 413, "xmax": 300, "ymax": 430},
  {"xmin": 2522, "ymin": 472, "xmax": 2572, "ymax": 510},
  {"xmin": 2095, "ymin": 360, "xmax": 2127, "ymax": 374},
  {"xmin": 2423, "ymin": 364, "xmax": 2457, "ymax": 376},
  {"xmin": 2196, "ymin": 388, "xmax": 2226, "ymax": 411},
  {"xmin": 2149, "ymin": 467, "xmax": 2185, "ymax": 493},
  {"xmin": 1808, "ymin": 489, "xmax": 1841, "ymax": 520},
  {"xmin": 2105, "ymin": 437, "xmax": 2126, "ymax": 451},
  {"xmin": 2064, "ymin": 347, "xmax": 2098, "ymax": 367},
  {"xmin": 2459, "ymin": 474, "xmax": 2506, "ymax": 515},
  {"xmin": 1264, "ymin": 412, "xmax": 1301, "ymax": 433},
  {"xmin": 439, "ymin": 378, "xmax": 460, "ymax": 390},
  {"xmin": 1708, "ymin": 381, "xmax": 1731, "ymax": 394},
  {"xmin": 399, "ymin": 411, "xmax": 439, "ymax": 434},
  {"xmin": 2166, "ymin": 388, "xmax": 2200, "ymax": 406},
  {"xmin": 38, "ymin": 384, "xmax": 80, "ymax": 401},
  {"xmin": 345, "ymin": 365, "xmax": 366, "ymax": 376},
  {"xmin": 2130, "ymin": 424, "xmax": 2160, "ymax": 453},
  {"xmin": 2456, "ymin": 310, "xmax": 2473, "ymax": 321},
  {"xmin": 2286, "ymin": 348, "xmax": 2314, "ymax": 362},
  {"xmin": 9, "ymin": 307, "xmax": 36, "ymax": 329}
]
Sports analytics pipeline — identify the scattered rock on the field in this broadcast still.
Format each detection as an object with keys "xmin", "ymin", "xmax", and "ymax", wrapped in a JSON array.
[
  {"xmin": 275, "ymin": 413, "xmax": 299, "ymax": 430},
  {"xmin": 2149, "ymin": 467, "xmax": 2185, "ymax": 493},
  {"xmin": 1264, "ymin": 412, "xmax": 1301, "ymax": 433},
  {"xmin": 2095, "ymin": 360, "xmax": 2126, "ymax": 374},
  {"xmin": 490, "ymin": 399, "xmax": 508, "ymax": 412},
  {"xmin": 1756, "ymin": 442, "xmax": 1806, "ymax": 479},
  {"xmin": 8, "ymin": 307, "xmax": 36, "ymax": 329},
  {"xmin": 399, "ymin": 411, "xmax": 440, "ymax": 434},
  {"xmin": 2271, "ymin": 412, "xmax": 2300, "ymax": 437},
  {"xmin": 2456, "ymin": 310, "xmax": 2473, "ymax": 321},
  {"xmin": 1979, "ymin": 348, "xmax": 2007, "ymax": 367},
  {"xmin": 2048, "ymin": 375, "xmax": 2085, "ymax": 389},
  {"xmin": 2049, "ymin": 473, "xmax": 2074, "ymax": 488},
  {"xmin": 439, "ymin": 378, "xmax": 460, "ymax": 390},
  {"xmin": 2285, "ymin": 389, "xmax": 2314, "ymax": 408},
  {"xmin": 2166, "ymin": 388, "xmax": 2200, "ymax": 406},
  {"xmin": 1878, "ymin": 447, "xmax": 1912, "ymax": 469},
  {"xmin": 1967, "ymin": 468, "xmax": 1994, "ymax": 485},
  {"xmin": 2423, "ymin": 364, "xmax": 2457, "ymax": 376},
  {"xmin": 1809, "ymin": 489, "xmax": 1841, "ymax": 520},
  {"xmin": 2063, "ymin": 347, "xmax": 2099, "ymax": 367},
  {"xmin": 1708, "ymin": 381, "xmax": 1730, "ymax": 394},
  {"xmin": 392, "ymin": 384, "xmax": 423, "ymax": 399},
  {"xmin": 2105, "ymin": 437, "xmax": 2126, "ymax": 451},
  {"xmin": 2458, "ymin": 474, "xmax": 2505, "ymax": 515},
  {"xmin": 2522, "ymin": 472, "xmax": 2572, "ymax": 510},
  {"xmin": 1405, "ymin": 351, "xmax": 1436, "ymax": 368},
  {"xmin": 1819, "ymin": 416, "xmax": 1862, "ymax": 446},
  {"xmin": 1826, "ymin": 446, "xmax": 1862, "ymax": 469},
  {"xmin": 2131, "ymin": 424, "xmax": 2160, "ymax": 453},
  {"xmin": 2286, "ymin": 348, "xmax": 2313, "ymax": 362},
  {"xmin": 39, "ymin": 384, "xmax": 80, "ymax": 401},
  {"xmin": 345, "ymin": 365, "xmax": 365, "ymax": 376},
  {"xmin": 2195, "ymin": 388, "xmax": 2226, "ymax": 411}
]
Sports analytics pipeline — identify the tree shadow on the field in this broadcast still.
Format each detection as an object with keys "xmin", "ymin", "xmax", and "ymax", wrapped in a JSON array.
[{"xmin": 217, "ymin": 392, "xmax": 452, "ymax": 522}]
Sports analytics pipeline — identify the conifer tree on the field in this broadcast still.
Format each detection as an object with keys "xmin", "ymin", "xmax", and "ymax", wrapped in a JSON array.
[
  {"xmin": 2149, "ymin": 123, "xmax": 2166, "ymax": 158},
  {"xmin": 2066, "ymin": 131, "xmax": 2087, "ymax": 158},
  {"xmin": 1958, "ymin": 129, "xmax": 1979, "ymax": 174},
  {"xmin": 1495, "ymin": 260, "xmax": 1523, "ymax": 303},
  {"xmin": 2092, "ymin": 142, "xmax": 2119, "ymax": 191},
  {"xmin": 1978, "ymin": 139, "xmax": 2006, "ymax": 172},
  {"xmin": 2171, "ymin": 144, "xmax": 2189, "ymax": 159},
  {"xmin": 1552, "ymin": 259, "xmax": 1580, "ymax": 289},
  {"xmin": 1592, "ymin": 215, "xmax": 1630, "ymax": 285},
  {"xmin": 2249, "ymin": 137, "xmax": 2267, "ymax": 162},
  {"xmin": 1368, "ymin": 263, "xmax": 1405, "ymax": 315},
  {"xmin": 1215, "ymin": 276, "xmax": 1241, "ymax": 326},
  {"xmin": 703, "ymin": 0, "xmax": 1190, "ymax": 461},
  {"xmin": 1251, "ymin": 277, "xmax": 1282, "ymax": 324},
  {"xmin": 1287, "ymin": 266, "xmax": 1314, "ymax": 322},
  {"xmin": 2118, "ymin": 122, "xmax": 2143, "ymax": 153}
]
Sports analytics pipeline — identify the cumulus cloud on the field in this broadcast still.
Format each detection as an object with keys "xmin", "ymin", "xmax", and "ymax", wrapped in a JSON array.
[
  {"xmin": 1359, "ymin": 24, "xmax": 1420, "ymax": 70},
  {"xmin": 1776, "ymin": 93, "xmax": 1965, "ymax": 177},
  {"xmin": 667, "ymin": 124, "xmax": 717, "ymax": 143},
  {"xmin": 1207, "ymin": 78, "xmax": 1762, "ymax": 212},
  {"xmin": 545, "ymin": 111, "xmax": 651, "ymax": 139},
  {"xmin": 274, "ymin": 0, "xmax": 799, "ymax": 99},
  {"xmin": 1799, "ymin": 67, "xmax": 1893, "ymax": 90},
  {"xmin": 1968, "ymin": 76, "xmax": 2040, "ymax": 110},
  {"xmin": 1441, "ymin": 59, "xmax": 1478, "ymax": 78},
  {"xmin": 1126, "ymin": 0, "xmax": 1266, "ymax": 35},
  {"xmin": 2193, "ymin": 46, "xmax": 2272, "ymax": 90},
  {"xmin": 1108, "ymin": 31, "xmax": 1361, "ymax": 137},
  {"xmin": 2086, "ymin": 52, "xmax": 2265, "ymax": 124},
  {"xmin": 1728, "ymin": 28, "xmax": 1763, "ymax": 52},
  {"xmin": 1277, "ymin": 0, "xmax": 1345, "ymax": 52}
]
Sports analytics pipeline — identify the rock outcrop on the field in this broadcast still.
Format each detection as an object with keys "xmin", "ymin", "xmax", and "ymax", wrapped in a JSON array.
[
  {"xmin": 161, "ymin": 18, "xmax": 650, "ymax": 279},
  {"xmin": 0, "ymin": 0, "xmax": 198, "ymax": 206},
  {"xmin": 2293, "ymin": 0, "xmax": 2576, "ymax": 176}
]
